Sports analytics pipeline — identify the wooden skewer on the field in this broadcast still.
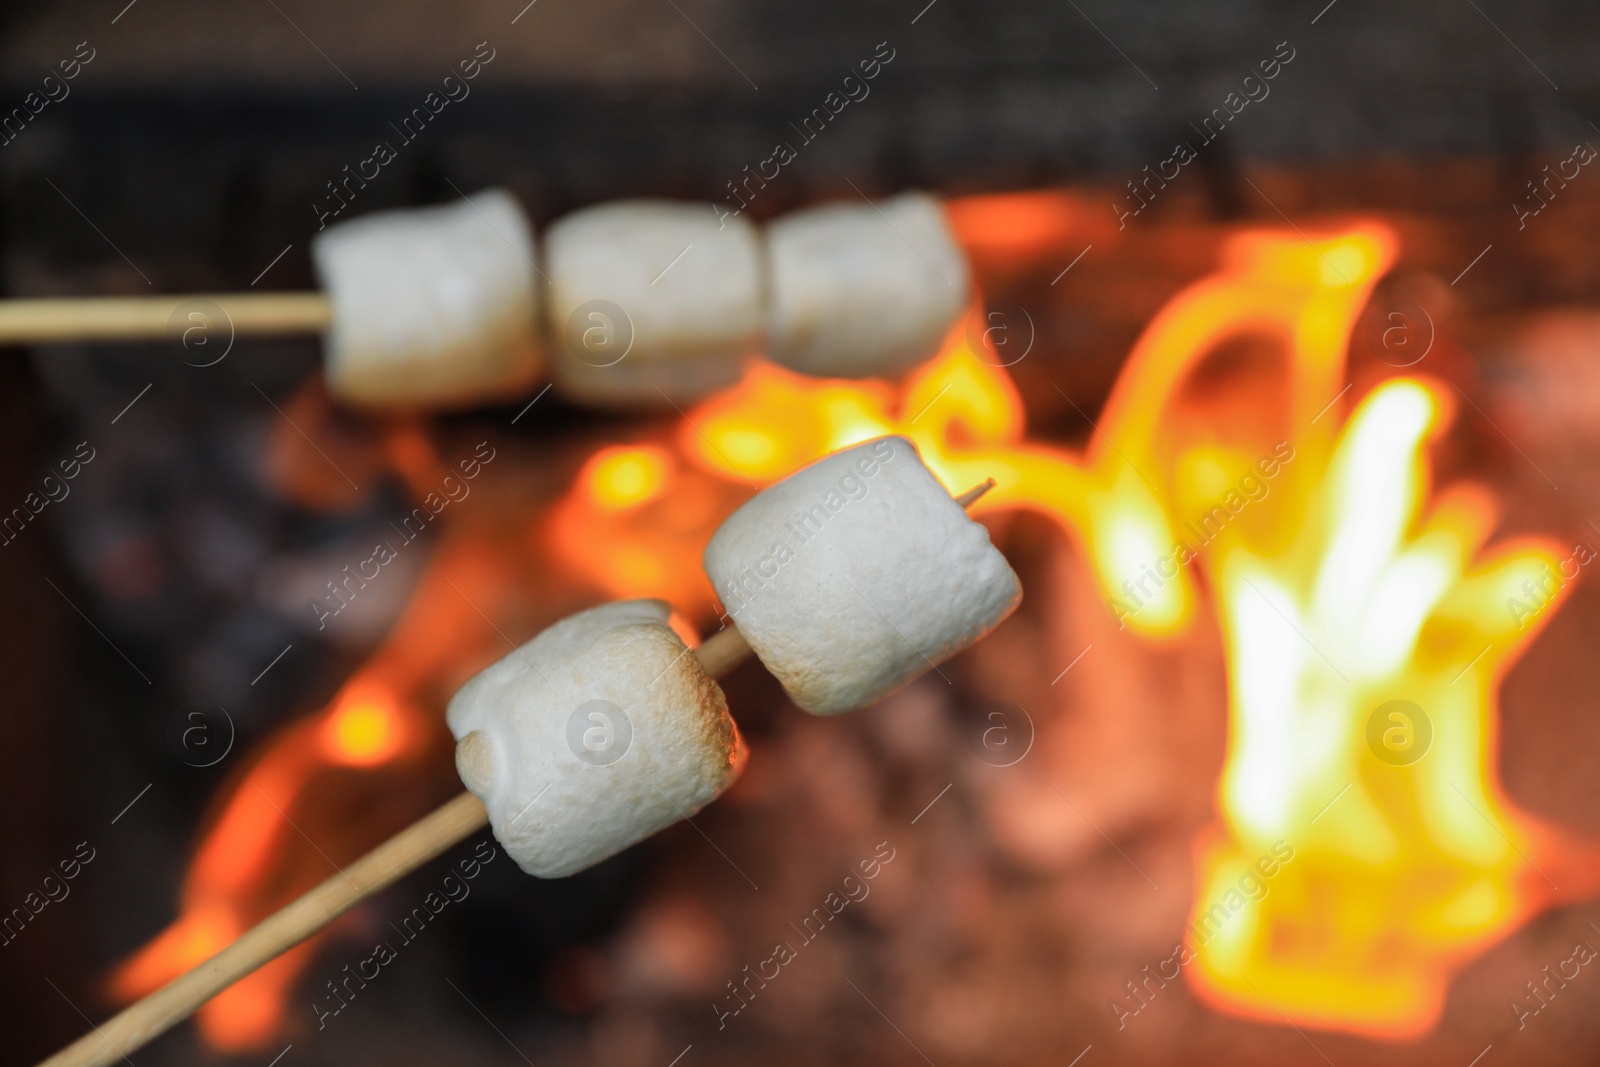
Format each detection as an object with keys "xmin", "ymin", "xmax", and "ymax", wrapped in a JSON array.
[
  {"xmin": 0, "ymin": 293, "xmax": 332, "ymax": 344},
  {"xmin": 40, "ymin": 792, "xmax": 492, "ymax": 1067},
  {"xmin": 39, "ymin": 479, "xmax": 994, "ymax": 1067},
  {"xmin": 35, "ymin": 629, "xmax": 751, "ymax": 1067}
]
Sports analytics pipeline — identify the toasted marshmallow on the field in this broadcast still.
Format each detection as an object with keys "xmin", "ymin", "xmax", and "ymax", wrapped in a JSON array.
[
  {"xmin": 312, "ymin": 188, "xmax": 542, "ymax": 408},
  {"xmin": 704, "ymin": 436, "xmax": 1020, "ymax": 714},
  {"xmin": 765, "ymin": 192, "xmax": 969, "ymax": 379},
  {"xmin": 447, "ymin": 599, "xmax": 746, "ymax": 878},
  {"xmin": 545, "ymin": 200, "xmax": 762, "ymax": 406}
]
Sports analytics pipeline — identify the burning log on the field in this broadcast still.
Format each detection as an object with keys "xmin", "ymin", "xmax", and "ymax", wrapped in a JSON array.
[{"xmin": 35, "ymin": 450, "xmax": 1006, "ymax": 1067}]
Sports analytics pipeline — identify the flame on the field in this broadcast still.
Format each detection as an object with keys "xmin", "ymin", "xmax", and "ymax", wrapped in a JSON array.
[
  {"xmin": 1136, "ymin": 241, "xmax": 1600, "ymax": 1038},
  {"xmin": 585, "ymin": 445, "xmax": 675, "ymax": 511},
  {"xmin": 558, "ymin": 214, "xmax": 1600, "ymax": 1038},
  {"xmin": 323, "ymin": 690, "xmax": 409, "ymax": 766},
  {"xmin": 1181, "ymin": 377, "xmax": 1578, "ymax": 1037},
  {"xmin": 944, "ymin": 188, "xmax": 1118, "ymax": 269},
  {"xmin": 121, "ymin": 195, "xmax": 1600, "ymax": 1049},
  {"xmin": 1030, "ymin": 219, "xmax": 1600, "ymax": 1038},
  {"xmin": 675, "ymin": 311, "xmax": 1194, "ymax": 634}
]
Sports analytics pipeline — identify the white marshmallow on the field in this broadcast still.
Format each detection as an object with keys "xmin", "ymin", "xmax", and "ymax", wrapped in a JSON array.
[
  {"xmin": 446, "ymin": 599, "xmax": 746, "ymax": 878},
  {"xmin": 704, "ymin": 436, "xmax": 1020, "ymax": 714},
  {"xmin": 765, "ymin": 192, "xmax": 970, "ymax": 379},
  {"xmin": 545, "ymin": 200, "xmax": 763, "ymax": 406},
  {"xmin": 312, "ymin": 188, "xmax": 542, "ymax": 408}
]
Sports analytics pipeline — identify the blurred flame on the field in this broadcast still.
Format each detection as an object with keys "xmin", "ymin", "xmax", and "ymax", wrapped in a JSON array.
[
  {"xmin": 944, "ymin": 189, "xmax": 1117, "ymax": 270},
  {"xmin": 1138, "ymin": 234, "xmax": 1600, "ymax": 1039},
  {"xmin": 585, "ymin": 445, "xmax": 675, "ymax": 511},
  {"xmin": 672, "ymin": 302, "xmax": 1192, "ymax": 635},
  {"xmin": 323, "ymin": 692, "xmax": 408, "ymax": 767}
]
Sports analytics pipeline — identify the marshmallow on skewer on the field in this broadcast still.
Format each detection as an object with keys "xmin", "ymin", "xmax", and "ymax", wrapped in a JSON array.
[
  {"xmin": 546, "ymin": 200, "xmax": 763, "ymax": 406},
  {"xmin": 31, "ymin": 448, "xmax": 1024, "ymax": 1067},
  {"xmin": 311, "ymin": 188, "xmax": 542, "ymax": 408},
  {"xmin": 704, "ymin": 435, "xmax": 1020, "ymax": 715},
  {"xmin": 447, "ymin": 599, "xmax": 745, "ymax": 878},
  {"xmin": 765, "ymin": 192, "xmax": 970, "ymax": 379}
]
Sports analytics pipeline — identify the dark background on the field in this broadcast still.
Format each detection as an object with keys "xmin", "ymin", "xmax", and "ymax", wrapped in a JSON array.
[{"xmin": 0, "ymin": 0, "xmax": 1597, "ymax": 282}]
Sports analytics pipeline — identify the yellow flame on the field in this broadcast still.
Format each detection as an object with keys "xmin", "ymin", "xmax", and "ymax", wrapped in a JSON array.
[
  {"xmin": 1179, "ymin": 368, "xmax": 1586, "ymax": 1037},
  {"xmin": 1075, "ymin": 224, "xmax": 1600, "ymax": 1039},
  {"xmin": 584, "ymin": 445, "xmax": 675, "ymax": 511},
  {"xmin": 323, "ymin": 698, "xmax": 405, "ymax": 766}
]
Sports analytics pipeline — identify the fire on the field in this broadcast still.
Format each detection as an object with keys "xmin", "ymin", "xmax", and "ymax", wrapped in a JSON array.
[
  {"xmin": 585, "ymin": 445, "xmax": 674, "ymax": 511},
  {"xmin": 1128, "ymin": 236, "xmax": 1600, "ymax": 1038},
  {"xmin": 1183, "ymin": 376, "xmax": 1575, "ymax": 1036},
  {"xmin": 1026, "ymin": 218, "xmax": 1600, "ymax": 1038},
  {"xmin": 323, "ymin": 692, "xmax": 408, "ymax": 766},
  {"xmin": 675, "ymin": 315, "xmax": 1193, "ymax": 635},
  {"xmin": 621, "ymin": 217, "xmax": 1600, "ymax": 1037},
  {"xmin": 117, "ymin": 194, "xmax": 1600, "ymax": 1050}
]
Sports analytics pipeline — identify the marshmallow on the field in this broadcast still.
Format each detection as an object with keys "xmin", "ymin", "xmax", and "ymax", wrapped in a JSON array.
[
  {"xmin": 545, "ymin": 200, "xmax": 763, "ymax": 406},
  {"xmin": 446, "ymin": 599, "xmax": 746, "ymax": 878},
  {"xmin": 765, "ymin": 192, "xmax": 970, "ymax": 379},
  {"xmin": 704, "ymin": 436, "xmax": 1020, "ymax": 714},
  {"xmin": 312, "ymin": 188, "xmax": 542, "ymax": 408}
]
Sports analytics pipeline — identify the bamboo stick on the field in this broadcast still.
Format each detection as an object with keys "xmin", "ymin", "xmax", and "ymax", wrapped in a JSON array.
[
  {"xmin": 0, "ymin": 293, "xmax": 332, "ymax": 344},
  {"xmin": 38, "ymin": 633, "xmax": 758, "ymax": 1067},
  {"xmin": 37, "ymin": 791, "xmax": 488, "ymax": 1067}
]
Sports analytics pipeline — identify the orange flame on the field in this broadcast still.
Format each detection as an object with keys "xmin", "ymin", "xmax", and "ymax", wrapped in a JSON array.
[{"xmin": 1019, "ymin": 219, "xmax": 1600, "ymax": 1038}]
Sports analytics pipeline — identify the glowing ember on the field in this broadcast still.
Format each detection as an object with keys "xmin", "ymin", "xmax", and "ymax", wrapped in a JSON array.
[
  {"xmin": 323, "ymin": 693, "xmax": 408, "ymax": 767},
  {"xmin": 584, "ymin": 445, "xmax": 675, "ymax": 511}
]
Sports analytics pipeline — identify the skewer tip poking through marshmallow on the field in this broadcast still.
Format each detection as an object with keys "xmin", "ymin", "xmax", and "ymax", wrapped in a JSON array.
[
  {"xmin": 705, "ymin": 435, "xmax": 1021, "ymax": 715},
  {"xmin": 311, "ymin": 188, "xmax": 543, "ymax": 409},
  {"xmin": 545, "ymin": 200, "xmax": 764, "ymax": 406},
  {"xmin": 765, "ymin": 192, "xmax": 971, "ymax": 379},
  {"xmin": 446, "ymin": 599, "xmax": 745, "ymax": 878}
]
